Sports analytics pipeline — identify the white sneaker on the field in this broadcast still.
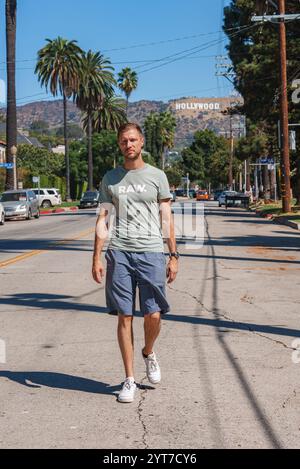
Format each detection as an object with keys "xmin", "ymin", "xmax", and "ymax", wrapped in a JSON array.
[
  {"xmin": 143, "ymin": 351, "xmax": 161, "ymax": 384},
  {"xmin": 118, "ymin": 378, "xmax": 136, "ymax": 403}
]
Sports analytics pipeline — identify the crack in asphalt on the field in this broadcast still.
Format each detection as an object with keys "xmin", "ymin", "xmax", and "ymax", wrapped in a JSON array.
[
  {"xmin": 218, "ymin": 312, "xmax": 295, "ymax": 351},
  {"xmin": 168, "ymin": 285, "xmax": 294, "ymax": 351},
  {"xmin": 282, "ymin": 390, "xmax": 297, "ymax": 408},
  {"xmin": 167, "ymin": 285, "xmax": 210, "ymax": 314},
  {"xmin": 137, "ymin": 377, "xmax": 149, "ymax": 449}
]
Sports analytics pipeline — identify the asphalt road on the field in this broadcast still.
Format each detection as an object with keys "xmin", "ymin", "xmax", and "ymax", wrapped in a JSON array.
[
  {"xmin": 0, "ymin": 202, "xmax": 300, "ymax": 449},
  {"xmin": 0, "ymin": 209, "xmax": 96, "ymax": 265}
]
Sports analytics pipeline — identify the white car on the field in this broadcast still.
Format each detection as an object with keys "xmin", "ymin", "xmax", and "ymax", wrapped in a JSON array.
[
  {"xmin": 31, "ymin": 188, "xmax": 62, "ymax": 208},
  {"xmin": 218, "ymin": 191, "xmax": 238, "ymax": 207},
  {"xmin": 0, "ymin": 202, "xmax": 5, "ymax": 225}
]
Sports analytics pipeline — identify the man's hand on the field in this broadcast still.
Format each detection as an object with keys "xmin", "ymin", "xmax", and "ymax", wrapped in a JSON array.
[
  {"xmin": 166, "ymin": 258, "xmax": 178, "ymax": 284},
  {"xmin": 92, "ymin": 259, "xmax": 105, "ymax": 284}
]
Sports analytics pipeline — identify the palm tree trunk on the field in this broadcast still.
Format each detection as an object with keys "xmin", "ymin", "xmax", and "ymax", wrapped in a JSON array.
[
  {"xmin": 5, "ymin": 0, "xmax": 17, "ymax": 191},
  {"xmin": 63, "ymin": 92, "xmax": 71, "ymax": 201},
  {"xmin": 161, "ymin": 147, "xmax": 165, "ymax": 171},
  {"xmin": 126, "ymin": 96, "xmax": 129, "ymax": 117},
  {"xmin": 87, "ymin": 112, "xmax": 93, "ymax": 190},
  {"xmin": 246, "ymin": 159, "xmax": 251, "ymax": 192}
]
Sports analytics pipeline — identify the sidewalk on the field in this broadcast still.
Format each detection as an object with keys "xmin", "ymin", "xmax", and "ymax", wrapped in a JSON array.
[{"xmin": 250, "ymin": 202, "xmax": 300, "ymax": 230}]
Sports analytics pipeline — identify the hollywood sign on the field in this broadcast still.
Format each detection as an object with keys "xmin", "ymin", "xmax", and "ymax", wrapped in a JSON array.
[{"xmin": 175, "ymin": 102, "xmax": 220, "ymax": 111}]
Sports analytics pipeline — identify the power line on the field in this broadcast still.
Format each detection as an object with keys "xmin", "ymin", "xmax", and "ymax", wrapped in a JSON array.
[
  {"xmin": 136, "ymin": 23, "xmax": 259, "ymax": 75},
  {"xmin": 0, "ymin": 23, "xmax": 261, "ymax": 66},
  {"xmin": 0, "ymin": 55, "xmax": 236, "ymax": 72},
  {"xmin": 154, "ymin": 85, "xmax": 232, "ymax": 100},
  {"xmin": 101, "ymin": 24, "xmax": 261, "ymax": 52}
]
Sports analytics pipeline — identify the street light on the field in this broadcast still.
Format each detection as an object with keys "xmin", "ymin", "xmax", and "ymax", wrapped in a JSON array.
[{"xmin": 10, "ymin": 145, "xmax": 17, "ymax": 190}]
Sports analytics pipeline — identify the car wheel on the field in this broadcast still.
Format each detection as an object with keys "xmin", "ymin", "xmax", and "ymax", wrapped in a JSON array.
[
  {"xmin": 26, "ymin": 209, "xmax": 32, "ymax": 220},
  {"xmin": 34, "ymin": 209, "xmax": 40, "ymax": 219},
  {"xmin": 0, "ymin": 212, "xmax": 4, "ymax": 225},
  {"xmin": 42, "ymin": 200, "xmax": 51, "ymax": 208}
]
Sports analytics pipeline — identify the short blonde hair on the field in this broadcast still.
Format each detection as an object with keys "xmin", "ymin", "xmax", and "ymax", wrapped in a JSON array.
[{"xmin": 117, "ymin": 122, "xmax": 143, "ymax": 140}]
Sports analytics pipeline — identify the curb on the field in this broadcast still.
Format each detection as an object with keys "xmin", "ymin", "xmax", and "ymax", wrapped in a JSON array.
[
  {"xmin": 250, "ymin": 207, "xmax": 300, "ymax": 230},
  {"xmin": 40, "ymin": 206, "xmax": 79, "ymax": 216},
  {"xmin": 274, "ymin": 216, "xmax": 300, "ymax": 231}
]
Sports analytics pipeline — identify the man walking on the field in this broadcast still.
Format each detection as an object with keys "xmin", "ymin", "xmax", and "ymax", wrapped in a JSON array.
[{"xmin": 92, "ymin": 123, "xmax": 178, "ymax": 403}]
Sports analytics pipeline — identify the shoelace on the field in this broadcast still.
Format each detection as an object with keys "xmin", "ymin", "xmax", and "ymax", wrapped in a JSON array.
[
  {"xmin": 148, "ymin": 359, "xmax": 158, "ymax": 372},
  {"xmin": 124, "ymin": 380, "xmax": 134, "ymax": 390}
]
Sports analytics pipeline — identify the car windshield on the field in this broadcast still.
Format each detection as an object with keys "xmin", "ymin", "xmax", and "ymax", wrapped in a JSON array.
[
  {"xmin": 1, "ymin": 192, "xmax": 27, "ymax": 202},
  {"xmin": 83, "ymin": 192, "xmax": 98, "ymax": 199}
]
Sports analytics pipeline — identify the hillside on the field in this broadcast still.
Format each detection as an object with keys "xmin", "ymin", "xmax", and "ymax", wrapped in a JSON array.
[{"xmin": 0, "ymin": 96, "xmax": 244, "ymax": 148}]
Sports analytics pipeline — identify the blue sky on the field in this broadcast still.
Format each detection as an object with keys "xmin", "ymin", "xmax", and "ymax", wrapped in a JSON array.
[{"xmin": 0, "ymin": 0, "xmax": 233, "ymax": 106}]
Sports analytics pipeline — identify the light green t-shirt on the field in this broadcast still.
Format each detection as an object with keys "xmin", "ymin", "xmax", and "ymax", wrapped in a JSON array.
[{"xmin": 99, "ymin": 163, "xmax": 172, "ymax": 252}]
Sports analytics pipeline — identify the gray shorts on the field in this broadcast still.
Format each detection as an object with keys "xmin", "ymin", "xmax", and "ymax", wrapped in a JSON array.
[{"xmin": 105, "ymin": 249, "xmax": 170, "ymax": 316}]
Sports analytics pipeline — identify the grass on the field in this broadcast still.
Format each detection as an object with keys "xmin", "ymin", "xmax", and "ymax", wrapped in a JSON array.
[
  {"xmin": 60, "ymin": 201, "xmax": 80, "ymax": 207},
  {"xmin": 40, "ymin": 201, "xmax": 80, "ymax": 211},
  {"xmin": 255, "ymin": 204, "xmax": 282, "ymax": 216},
  {"xmin": 250, "ymin": 200, "xmax": 300, "ymax": 226}
]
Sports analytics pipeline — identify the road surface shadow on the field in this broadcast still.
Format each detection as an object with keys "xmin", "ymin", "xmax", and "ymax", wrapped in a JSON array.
[
  {"xmin": 0, "ymin": 292, "xmax": 108, "ymax": 315},
  {"xmin": 41, "ymin": 211, "xmax": 96, "ymax": 218},
  {"xmin": 1, "ymin": 292, "xmax": 299, "ymax": 340},
  {"xmin": 177, "ymin": 233, "xmax": 300, "ymax": 250},
  {"xmin": 0, "ymin": 239, "xmax": 93, "ymax": 255},
  {"xmin": 199, "ymin": 217, "xmax": 284, "ymax": 448},
  {"xmin": 0, "ymin": 371, "xmax": 154, "ymax": 395},
  {"xmin": 177, "ymin": 252, "xmax": 300, "ymax": 265},
  {"xmin": 0, "ymin": 292, "xmax": 145, "ymax": 317},
  {"xmin": 163, "ymin": 313, "xmax": 300, "ymax": 339}
]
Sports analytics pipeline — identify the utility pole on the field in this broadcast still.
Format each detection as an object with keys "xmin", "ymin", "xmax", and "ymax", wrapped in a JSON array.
[
  {"xmin": 229, "ymin": 111, "xmax": 233, "ymax": 190},
  {"xmin": 278, "ymin": 0, "xmax": 291, "ymax": 212},
  {"xmin": 252, "ymin": 1, "xmax": 300, "ymax": 213},
  {"xmin": 215, "ymin": 59, "xmax": 246, "ymax": 192}
]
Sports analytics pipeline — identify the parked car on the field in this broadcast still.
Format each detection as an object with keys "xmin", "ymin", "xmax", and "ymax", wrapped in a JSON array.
[
  {"xmin": 31, "ymin": 188, "xmax": 61, "ymax": 208},
  {"xmin": 79, "ymin": 190, "xmax": 100, "ymax": 209},
  {"xmin": 0, "ymin": 190, "xmax": 40, "ymax": 220},
  {"xmin": 188, "ymin": 189, "xmax": 196, "ymax": 199},
  {"xmin": 213, "ymin": 189, "xmax": 223, "ymax": 201},
  {"xmin": 196, "ymin": 190, "xmax": 209, "ymax": 201},
  {"xmin": 175, "ymin": 188, "xmax": 186, "ymax": 197},
  {"xmin": 0, "ymin": 202, "xmax": 5, "ymax": 225},
  {"xmin": 218, "ymin": 190, "xmax": 237, "ymax": 207}
]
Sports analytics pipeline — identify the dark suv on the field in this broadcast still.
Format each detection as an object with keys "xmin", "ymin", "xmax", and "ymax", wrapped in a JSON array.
[{"xmin": 79, "ymin": 191, "xmax": 100, "ymax": 209}]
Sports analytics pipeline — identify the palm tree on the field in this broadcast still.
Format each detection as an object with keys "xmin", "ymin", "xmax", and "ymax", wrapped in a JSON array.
[
  {"xmin": 82, "ymin": 94, "xmax": 127, "ymax": 170},
  {"xmin": 160, "ymin": 111, "xmax": 176, "ymax": 170},
  {"xmin": 74, "ymin": 50, "xmax": 115, "ymax": 190},
  {"xmin": 35, "ymin": 37, "xmax": 83, "ymax": 200},
  {"xmin": 117, "ymin": 67, "xmax": 138, "ymax": 115},
  {"xmin": 5, "ymin": 0, "xmax": 17, "ymax": 190},
  {"xmin": 83, "ymin": 95, "xmax": 127, "ymax": 133},
  {"xmin": 144, "ymin": 111, "xmax": 176, "ymax": 170}
]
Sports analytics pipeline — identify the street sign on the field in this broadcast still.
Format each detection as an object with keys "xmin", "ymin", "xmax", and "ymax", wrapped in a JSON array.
[
  {"xmin": 289, "ymin": 130, "xmax": 296, "ymax": 151},
  {"xmin": 0, "ymin": 163, "xmax": 14, "ymax": 169},
  {"xmin": 259, "ymin": 157, "xmax": 274, "ymax": 164},
  {"xmin": 32, "ymin": 176, "xmax": 40, "ymax": 183}
]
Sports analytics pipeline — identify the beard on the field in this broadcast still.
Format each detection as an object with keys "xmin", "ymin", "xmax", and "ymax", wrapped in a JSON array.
[{"xmin": 124, "ymin": 151, "xmax": 141, "ymax": 161}]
